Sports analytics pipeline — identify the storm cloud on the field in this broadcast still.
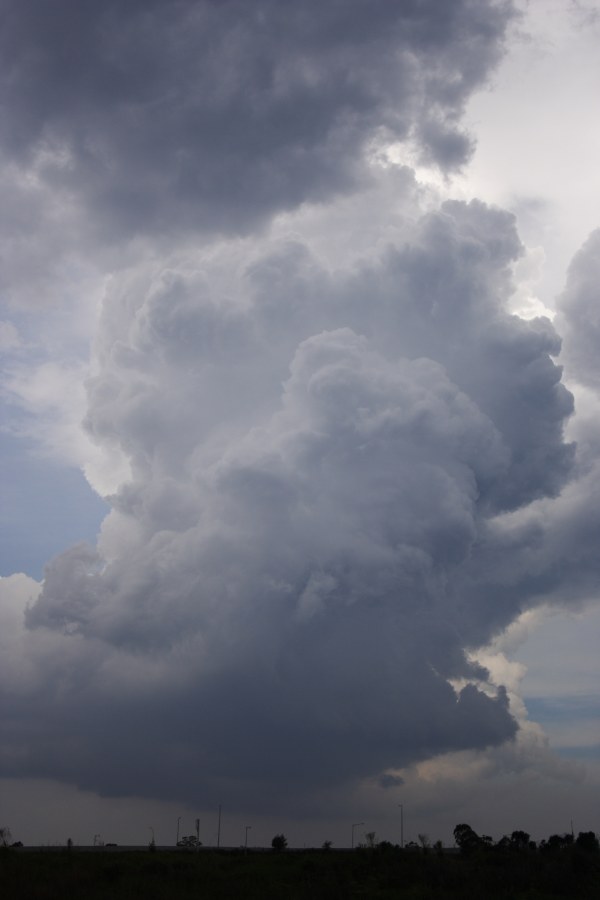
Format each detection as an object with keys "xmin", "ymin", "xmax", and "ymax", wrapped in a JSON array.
[
  {"xmin": 8, "ymin": 195, "xmax": 576, "ymax": 811},
  {"xmin": 2, "ymin": 0, "xmax": 597, "ymax": 826},
  {"xmin": 0, "ymin": 0, "xmax": 512, "ymax": 240}
]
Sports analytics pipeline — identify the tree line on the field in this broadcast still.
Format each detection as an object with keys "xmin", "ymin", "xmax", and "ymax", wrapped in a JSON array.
[{"xmin": 451, "ymin": 822, "xmax": 599, "ymax": 855}]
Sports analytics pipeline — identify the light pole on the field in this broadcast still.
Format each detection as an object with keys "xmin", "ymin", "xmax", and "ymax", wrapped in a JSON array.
[
  {"xmin": 176, "ymin": 816, "xmax": 181, "ymax": 846},
  {"xmin": 217, "ymin": 805, "xmax": 222, "ymax": 849},
  {"xmin": 351, "ymin": 822, "xmax": 364, "ymax": 849},
  {"xmin": 398, "ymin": 804, "xmax": 404, "ymax": 849},
  {"xmin": 245, "ymin": 825, "xmax": 251, "ymax": 853}
]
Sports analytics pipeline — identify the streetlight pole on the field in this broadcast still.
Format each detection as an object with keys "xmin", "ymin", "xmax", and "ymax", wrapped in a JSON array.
[
  {"xmin": 176, "ymin": 816, "xmax": 181, "ymax": 846},
  {"xmin": 398, "ymin": 804, "xmax": 404, "ymax": 849},
  {"xmin": 217, "ymin": 805, "xmax": 222, "ymax": 849},
  {"xmin": 245, "ymin": 825, "xmax": 251, "ymax": 853},
  {"xmin": 352, "ymin": 822, "xmax": 364, "ymax": 849}
]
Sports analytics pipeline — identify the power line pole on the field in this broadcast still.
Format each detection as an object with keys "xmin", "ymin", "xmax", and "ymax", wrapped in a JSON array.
[{"xmin": 351, "ymin": 822, "xmax": 364, "ymax": 849}]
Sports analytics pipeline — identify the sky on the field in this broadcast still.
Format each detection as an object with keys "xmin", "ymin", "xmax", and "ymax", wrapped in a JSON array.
[{"xmin": 0, "ymin": 0, "xmax": 599, "ymax": 849}]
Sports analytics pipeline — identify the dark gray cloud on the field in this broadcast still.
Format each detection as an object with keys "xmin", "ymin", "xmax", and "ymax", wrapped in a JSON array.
[
  {"xmin": 5, "ymin": 196, "xmax": 576, "ymax": 813},
  {"xmin": 0, "ymin": 0, "xmax": 514, "ymax": 239},
  {"xmin": 4, "ymin": 0, "xmax": 594, "ymax": 827}
]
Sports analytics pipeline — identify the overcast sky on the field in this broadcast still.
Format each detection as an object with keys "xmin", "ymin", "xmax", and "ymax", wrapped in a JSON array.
[{"xmin": 1, "ymin": 0, "xmax": 599, "ymax": 848}]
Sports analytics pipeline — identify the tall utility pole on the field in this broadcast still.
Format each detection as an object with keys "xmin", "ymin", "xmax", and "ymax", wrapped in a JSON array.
[
  {"xmin": 245, "ymin": 825, "xmax": 251, "ymax": 853},
  {"xmin": 217, "ymin": 805, "xmax": 222, "ymax": 849},
  {"xmin": 176, "ymin": 816, "xmax": 181, "ymax": 846},
  {"xmin": 351, "ymin": 822, "xmax": 364, "ymax": 849},
  {"xmin": 398, "ymin": 804, "xmax": 404, "ymax": 849}
]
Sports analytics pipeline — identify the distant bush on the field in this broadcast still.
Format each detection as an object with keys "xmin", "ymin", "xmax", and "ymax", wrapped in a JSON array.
[{"xmin": 271, "ymin": 833, "xmax": 287, "ymax": 852}]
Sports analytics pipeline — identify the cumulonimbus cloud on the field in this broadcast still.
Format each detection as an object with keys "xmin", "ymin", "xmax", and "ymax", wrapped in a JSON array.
[
  {"xmin": 12, "ymin": 195, "xmax": 576, "ymax": 811},
  {"xmin": 4, "ymin": 0, "xmax": 597, "ymax": 818}
]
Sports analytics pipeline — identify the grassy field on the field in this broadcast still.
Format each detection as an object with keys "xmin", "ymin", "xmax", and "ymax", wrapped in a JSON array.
[{"xmin": 1, "ymin": 844, "xmax": 599, "ymax": 899}]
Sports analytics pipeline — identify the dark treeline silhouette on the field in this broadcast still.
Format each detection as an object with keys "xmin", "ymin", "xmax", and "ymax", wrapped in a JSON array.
[
  {"xmin": 453, "ymin": 821, "xmax": 599, "ymax": 856},
  {"xmin": 1, "ymin": 823, "xmax": 599, "ymax": 898}
]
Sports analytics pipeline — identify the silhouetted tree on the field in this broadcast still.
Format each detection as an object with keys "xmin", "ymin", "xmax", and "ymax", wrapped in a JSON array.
[
  {"xmin": 510, "ymin": 830, "xmax": 530, "ymax": 851},
  {"xmin": 453, "ymin": 823, "xmax": 480, "ymax": 853},
  {"xmin": 576, "ymin": 831, "xmax": 599, "ymax": 853},
  {"xmin": 540, "ymin": 833, "xmax": 572, "ymax": 854},
  {"xmin": 271, "ymin": 833, "xmax": 287, "ymax": 852},
  {"xmin": 0, "ymin": 827, "xmax": 12, "ymax": 848},
  {"xmin": 417, "ymin": 833, "xmax": 430, "ymax": 851}
]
